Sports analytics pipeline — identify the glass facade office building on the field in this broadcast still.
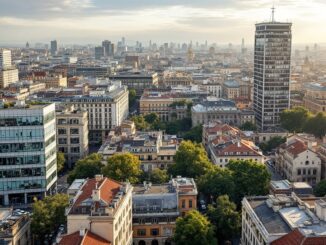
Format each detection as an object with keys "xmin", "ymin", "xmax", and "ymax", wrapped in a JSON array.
[
  {"xmin": 253, "ymin": 21, "xmax": 292, "ymax": 131},
  {"xmin": 0, "ymin": 103, "xmax": 57, "ymax": 205}
]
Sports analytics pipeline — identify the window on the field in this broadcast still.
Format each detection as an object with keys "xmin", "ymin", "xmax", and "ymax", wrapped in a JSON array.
[
  {"xmin": 70, "ymin": 138, "xmax": 80, "ymax": 144},
  {"xmin": 71, "ymin": 147, "xmax": 80, "ymax": 153},
  {"xmin": 70, "ymin": 128, "xmax": 79, "ymax": 134},
  {"xmin": 58, "ymin": 119, "xmax": 66, "ymax": 124},
  {"xmin": 151, "ymin": 229, "xmax": 159, "ymax": 236},
  {"xmin": 297, "ymin": 169, "xmax": 301, "ymax": 175},
  {"xmin": 58, "ymin": 138, "xmax": 67, "ymax": 144},
  {"xmin": 305, "ymin": 161, "xmax": 309, "ymax": 165},
  {"xmin": 181, "ymin": 200, "xmax": 185, "ymax": 208},
  {"xmin": 137, "ymin": 229, "xmax": 146, "ymax": 236},
  {"xmin": 58, "ymin": 129, "xmax": 66, "ymax": 135},
  {"xmin": 189, "ymin": 200, "xmax": 193, "ymax": 208}
]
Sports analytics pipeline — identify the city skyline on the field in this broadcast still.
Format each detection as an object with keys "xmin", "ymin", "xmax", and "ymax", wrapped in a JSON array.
[{"xmin": 1, "ymin": 0, "xmax": 326, "ymax": 45}]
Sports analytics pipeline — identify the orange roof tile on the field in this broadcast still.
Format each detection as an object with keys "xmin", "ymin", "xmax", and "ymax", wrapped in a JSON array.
[
  {"xmin": 59, "ymin": 230, "xmax": 111, "ymax": 245},
  {"xmin": 271, "ymin": 229, "xmax": 326, "ymax": 245}
]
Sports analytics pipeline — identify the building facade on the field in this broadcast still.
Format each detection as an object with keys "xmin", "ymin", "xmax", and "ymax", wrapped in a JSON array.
[
  {"xmin": 65, "ymin": 175, "xmax": 133, "ymax": 245},
  {"xmin": 56, "ymin": 105, "xmax": 89, "ymax": 167},
  {"xmin": 68, "ymin": 82, "xmax": 129, "ymax": 144},
  {"xmin": 0, "ymin": 102, "xmax": 57, "ymax": 206},
  {"xmin": 253, "ymin": 21, "xmax": 292, "ymax": 131},
  {"xmin": 276, "ymin": 137, "xmax": 321, "ymax": 186},
  {"xmin": 132, "ymin": 177, "xmax": 197, "ymax": 245},
  {"xmin": 303, "ymin": 82, "xmax": 326, "ymax": 113}
]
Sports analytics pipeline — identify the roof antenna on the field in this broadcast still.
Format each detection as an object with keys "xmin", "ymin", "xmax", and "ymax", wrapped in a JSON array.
[{"xmin": 271, "ymin": 2, "xmax": 275, "ymax": 22}]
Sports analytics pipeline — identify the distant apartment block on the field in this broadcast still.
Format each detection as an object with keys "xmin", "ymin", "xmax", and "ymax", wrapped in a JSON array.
[
  {"xmin": 303, "ymin": 82, "xmax": 326, "ymax": 113},
  {"xmin": 109, "ymin": 71, "xmax": 158, "ymax": 95},
  {"xmin": 56, "ymin": 105, "xmax": 89, "ymax": 167},
  {"xmin": 67, "ymin": 82, "xmax": 129, "ymax": 144}
]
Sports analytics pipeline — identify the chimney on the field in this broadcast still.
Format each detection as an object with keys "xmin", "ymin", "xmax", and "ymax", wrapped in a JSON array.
[
  {"xmin": 95, "ymin": 174, "xmax": 103, "ymax": 182},
  {"xmin": 79, "ymin": 229, "xmax": 86, "ymax": 237}
]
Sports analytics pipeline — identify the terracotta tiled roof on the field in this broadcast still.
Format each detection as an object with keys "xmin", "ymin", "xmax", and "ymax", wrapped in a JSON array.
[
  {"xmin": 71, "ymin": 177, "xmax": 121, "ymax": 212},
  {"xmin": 215, "ymin": 140, "xmax": 261, "ymax": 156},
  {"xmin": 59, "ymin": 230, "xmax": 111, "ymax": 245},
  {"xmin": 284, "ymin": 139, "xmax": 308, "ymax": 157},
  {"xmin": 271, "ymin": 229, "xmax": 326, "ymax": 245}
]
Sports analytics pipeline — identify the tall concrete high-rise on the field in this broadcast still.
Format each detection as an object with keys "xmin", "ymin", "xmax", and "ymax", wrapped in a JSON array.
[
  {"xmin": 253, "ymin": 14, "xmax": 292, "ymax": 131},
  {"xmin": 50, "ymin": 40, "xmax": 58, "ymax": 56},
  {"xmin": 0, "ymin": 49, "xmax": 18, "ymax": 88},
  {"xmin": 0, "ymin": 49, "xmax": 12, "ymax": 69},
  {"xmin": 102, "ymin": 40, "xmax": 114, "ymax": 57}
]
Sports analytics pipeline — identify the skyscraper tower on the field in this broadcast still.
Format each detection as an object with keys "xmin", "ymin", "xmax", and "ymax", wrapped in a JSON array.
[
  {"xmin": 50, "ymin": 40, "xmax": 58, "ymax": 56},
  {"xmin": 253, "ymin": 10, "xmax": 292, "ymax": 131}
]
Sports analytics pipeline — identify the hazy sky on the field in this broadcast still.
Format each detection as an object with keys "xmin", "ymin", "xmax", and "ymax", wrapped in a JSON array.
[{"xmin": 0, "ymin": 0, "xmax": 325, "ymax": 45}]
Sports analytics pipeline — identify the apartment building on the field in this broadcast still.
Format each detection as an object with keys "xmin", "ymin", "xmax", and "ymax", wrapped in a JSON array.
[
  {"xmin": 191, "ymin": 98, "xmax": 255, "ymax": 127},
  {"xmin": 242, "ymin": 194, "xmax": 326, "ymax": 245},
  {"xmin": 0, "ymin": 49, "xmax": 19, "ymax": 88},
  {"xmin": 98, "ymin": 129, "xmax": 179, "ymax": 172},
  {"xmin": 209, "ymin": 138, "xmax": 264, "ymax": 167},
  {"xmin": 67, "ymin": 81, "xmax": 129, "ymax": 144},
  {"xmin": 132, "ymin": 177, "xmax": 197, "ymax": 245},
  {"xmin": 63, "ymin": 175, "xmax": 133, "ymax": 245},
  {"xmin": 0, "ymin": 101, "xmax": 57, "ymax": 205},
  {"xmin": 32, "ymin": 72, "xmax": 67, "ymax": 88},
  {"xmin": 162, "ymin": 70, "xmax": 193, "ymax": 87},
  {"xmin": 56, "ymin": 105, "xmax": 89, "ymax": 167},
  {"xmin": 199, "ymin": 80, "xmax": 222, "ymax": 98},
  {"xmin": 0, "ymin": 208, "xmax": 31, "ymax": 245},
  {"xmin": 303, "ymin": 82, "xmax": 326, "ymax": 113},
  {"xmin": 109, "ymin": 71, "xmax": 158, "ymax": 95},
  {"xmin": 276, "ymin": 136, "xmax": 321, "ymax": 186}
]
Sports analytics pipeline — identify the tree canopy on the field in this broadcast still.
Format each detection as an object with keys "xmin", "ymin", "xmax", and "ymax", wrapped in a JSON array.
[
  {"xmin": 148, "ymin": 168, "xmax": 169, "ymax": 184},
  {"xmin": 207, "ymin": 195, "xmax": 241, "ymax": 242},
  {"xmin": 314, "ymin": 180, "xmax": 326, "ymax": 197},
  {"xmin": 57, "ymin": 152, "xmax": 65, "ymax": 173},
  {"xmin": 102, "ymin": 153, "xmax": 141, "ymax": 184},
  {"xmin": 197, "ymin": 166, "xmax": 235, "ymax": 201},
  {"xmin": 280, "ymin": 107, "xmax": 310, "ymax": 132},
  {"xmin": 128, "ymin": 88, "xmax": 137, "ymax": 108},
  {"xmin": 259, "ymin": 136, "xmax": 286, "ymax": 153},
  {"xmin": 183, "ymin": 125, "xmax": 203, "ymax": 143},
  {"xmin": 227, "ymin": 160, "xmax": 271, "ymax": 204},
  {"xmin": 31, "ymin": 194, "xmax": 69, "ymax": 243},
  {"xmin": 168, "ymin": 140, "xmax": 213, "ymax": 178},
  {"xmin": 304, "ymin": 112, "xmax": 326, "ymax": 138},
  {"xmin": 67, "ymin": 153, "xmax": 104, "ymax": 184},
  {"xmin": 174, "ymin": 210, "xmax": 217, "ymax": 245},
  {"xmin": 240, "ymin": 121, "xmax": 257, "ymax": 131}
]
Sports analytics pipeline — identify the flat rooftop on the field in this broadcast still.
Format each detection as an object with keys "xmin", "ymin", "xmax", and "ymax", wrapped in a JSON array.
[
  {"xmin": 133, "ymin": 184, "xmax": 173, "ymax": 195},
  {"xmin": 248, "ymin": 198, "xmax": 291, "ymax": 234}
]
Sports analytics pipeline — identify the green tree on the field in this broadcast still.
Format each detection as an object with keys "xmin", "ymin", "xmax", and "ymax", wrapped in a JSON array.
[
  {"xmin": 168, "ymin": 141, "xmax": 213, "ymax": 178},
  {"xmin": 57, "ymin": 152, "xmax": 65, "ymax": 173},
  {"xmin": 174, "ymin": 210, "xmax": 217, "ymax": 245},
  {"xmin": 102, "ymin": 153, "xmax": 141, "ymax": 184},
  {"xmin": 144, "ymin": 113, "xmax": 159, "ymax": 124},
  {"xmin": 183, "ymin": 125, "xmax": 203, "ymax": 143},
  {"xmin": 31, "ymin": 194, "xmax": 69, "ymax": 244},
  {"xmin": 314, "ymin": 180, "xmax": 326, "ymax": 197},
  {"xmin": 259, "ymin": 136, "xmax": 286, "ymax": 153},
  {"xmin": 67, "ymin": 153, "xmax": 103, "ymax": 184},
  {"xmin": 240, "ymin": 121, "xmax": 257, "ymax": 131},
  {"xmin": 197, "ymin": 166, "xmax": 235, "ymax": 201},
  {"xmin": 304, "ymin": 112, "xmax": 326, "ymax": 138},
  {"xmin": 128, "ymin": 88, "xmax": 137, "ymax": 108},
  {"xmin": 131, "ymin": 115, "xmax": 149, "ymax": 131},
  {"xmin": 227, "ymin": 160, "xmax": 271, "ymax": 204},
  {"xmin": 280, "ymin": 107, "xmax": 310, "ymax": 132},
  {"xmin": 149, "ymin": 168, "xmax": 169, "ymax": 184},
  {"xmin": 207, "ymin": 195, "xmax": 241, "ymax": 242}
]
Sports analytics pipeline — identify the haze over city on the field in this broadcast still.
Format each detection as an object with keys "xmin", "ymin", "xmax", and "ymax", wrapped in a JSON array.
[{"xmin": 1, "ymin": 0, "xmax": 326, "ymax": 45}]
